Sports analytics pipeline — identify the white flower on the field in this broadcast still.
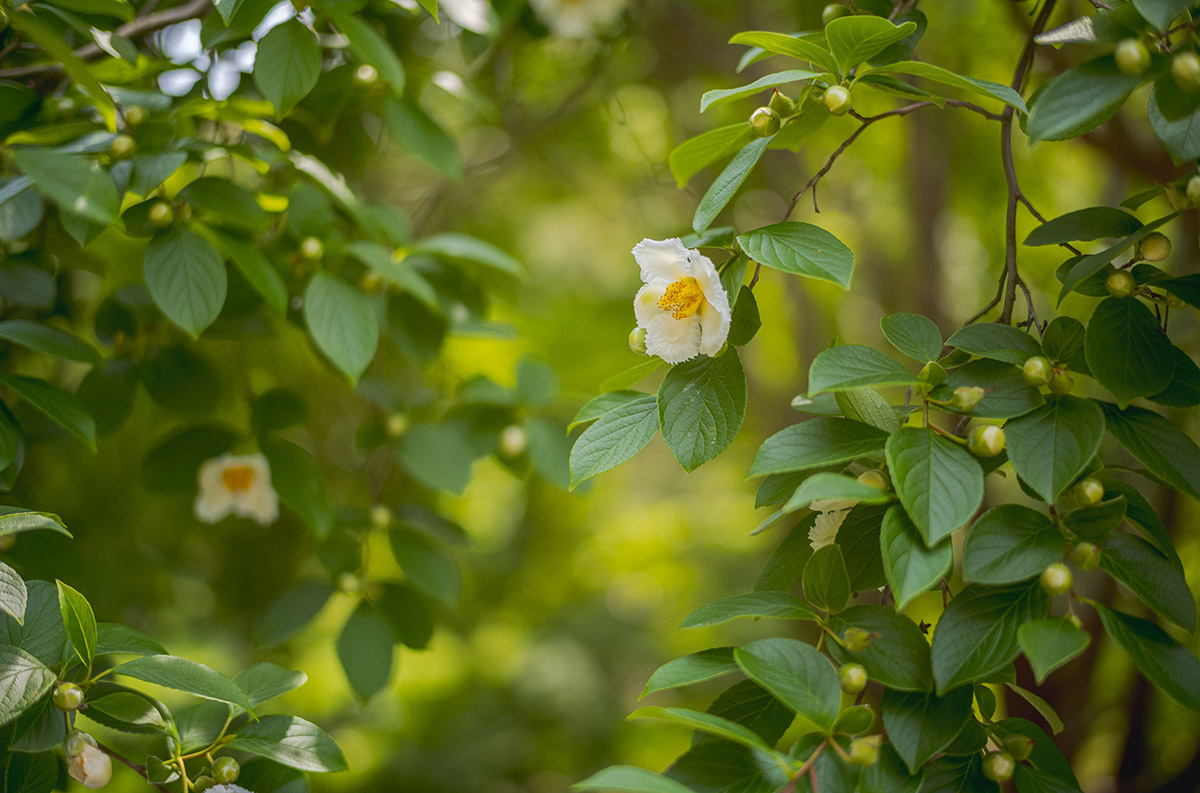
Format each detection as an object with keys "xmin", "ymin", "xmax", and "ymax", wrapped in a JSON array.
[
  {"xmin": 808, "ymin": 499, "xmax": 855, "ymax": 551},
  {"xmin": 209, "ymin": 787, "xmax": 254, "ymax": 793},
  {"xmin": 530, "ymin": 0, "xmax": 626, "ymax": 38},
  {"xmin": 632, "ymin": 238, "xmax": 731, "ymax": 364},
  {"xmin": 194, "ymin": 453, "xmax": 279, "ymax": 526},
  {"xmin": 67, "ymin": 744, "xmax": 112, "ymax": 789}
]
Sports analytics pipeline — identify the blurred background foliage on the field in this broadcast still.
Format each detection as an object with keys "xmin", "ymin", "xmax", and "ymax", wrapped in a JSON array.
[{"xmin": 4, "ymin": 0, "xmax": 1199, "ymax": 791}]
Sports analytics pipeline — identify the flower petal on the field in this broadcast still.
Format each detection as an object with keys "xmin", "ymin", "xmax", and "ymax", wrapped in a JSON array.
[
  {"xmin": 644, "ymin": 313, "xmax": 702, "ymax": 364},
  {"xmin": 633, "ymin": 238, "xmax": 691, "ymax": 284},
  {"xmin": 634, "ymin": 282, "xmax": 667, "ymax": 328},
  {"xmin": 691, "ymin": 253, "xmax": 732, "ymax": 356}
]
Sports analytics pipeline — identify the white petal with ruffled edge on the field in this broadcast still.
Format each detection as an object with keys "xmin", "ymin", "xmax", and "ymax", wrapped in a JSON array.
[
  {"xmin": 644, "ymin": 312, "xmax": 702, "ymax": 363},
  {"xmin": 632, "ymin": 238, "xmax": 691, "ymax": 283}
]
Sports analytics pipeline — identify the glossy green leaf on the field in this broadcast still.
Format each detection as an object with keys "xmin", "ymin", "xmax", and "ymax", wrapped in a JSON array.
[
  {"xmin": 945, "ymin": 323, "xmax": 1042, "ymax": 366},
  {"xmin": 229, "ymin": 714, "xmax": 348, "ymax": 772},
  {"xmin": 885, "ymin": 427, "xmax": 983, "ymax": 545},
  {"xmin": 0, "ymin": 646, "xmax": 55, "ymax": 727},
  {"xmin": 679, "ymin": 591, "xmax": 816, "ymax": 629},
  {"xmin": 699, "ymin": 69, "xmax": 821, "ymax": 112},
  {"xmin": 880, "ymin": 313, "xmax": 942, "ymax": 362},
  {"xmin": 56, "ymin": 580, "xmax": 96, "ymax": 672},
  {"xmin": 1085, "ymin": 296, "xmax": 1175, "ymax": 408},
  {"xmin": 668, "ymin": 124, "xmax": 755, "ymax": 188},
  {"xmin": 808, "ymin": 345, "xmax": 916, "ymax": 393},
  {"xmin": 728, "ymin": 31, "xmax": 840, "ymax": 76},
  {"xmin": 303, "ymin": 271, "xmax": 379, "ymax": 384},
  {"xmin": 737, "ymin": 222, "xmax": 854, "ymax": 288},
  {"xmin": 144, "ymin": 226, "xmax": 227, "ymax": 338},
  {"xmin": 1095, "ymin": 604, "xmax": 1200, "ymax": 711},
  {"xmin": 780, "ymin": 472, "xmax": 893, "ymax": 515},
  {"xmin": 827, "ymin": 604, "xmax": 934, "ymax": 692},
  {"xmin": 113, "ymin": 655, "xmax": 254, "ymax": 712},
  {"xmin": 962, "ymin": 505, "xmax": 1065, "ymax": 585},
  {"xmin": 865, "ymin": 60, "xmax": 1027, "ymax": 111},
  {"xmin": 569, "ymin": 395, "xmax": 659, "ymax": 488},
  {"xmin": 749, "ymin": 417, "xmax": 889, "ymax": 477},
  {"xmin": 880, "ymin": 505, "xmax": 952, "ymax": 610},
  {"xmin": 803, "ymin": 544, "xmax": 850, "ymax": 612},
  {"xmin": 1100, "ymin": 532, "xmax": 1196, "ymax": 631},
  {"xmin": 825, "ymin": 15, "xmax": 917, "ymax": 72},
  {"xmin": 0, "ymin": 374, "xmax": 96, "ymax": 452},
  {"xmin": 693, "ymin": 137, "xmax": 769, "ymax": 234},
  {"xmin": 1026, "ymin": 55, "xmax": 1141, "ymax": 141},
  {"xmin": 0, "ymin": 562, "xmax": 26, "ymax": 626},
  {"xmin": 253, "ymin": 19, "xmax": 322, "ymax": 116},
  {"xmin": 629, "ymin": 707, "xmax": 777, "ymax": 755},
  {"xmin": 1024, "ymin": 207, "xmax": 1142, "ymax": 246},
  {"xmin": 642, "ymin": 648, "xmax": 736, "ymax": 697},
  {"xmin": 1006, "ymin": 396, "xmax": 1105, "ymax": 502},
  {"xmin": 880, "ymin": 686, "xmax": 973, "ymax": 773},
  {"xmin": 734, "ymin": 637, "xmax": 840, "ymax": 731},
  {"xmin": 1017, "ymin": 617, "xmax": 1091, "ymax": 684},
  {"xmin": 1133, "ymin": 0, "xmax": 1195, "ymax": 31},
  {"xmin": 658, "ymin": 351, "xmax": 747, "ymax": 472},
  {"xmin": 1100, "ymin": 402, "xmax": 1200, "ymax": 499}
]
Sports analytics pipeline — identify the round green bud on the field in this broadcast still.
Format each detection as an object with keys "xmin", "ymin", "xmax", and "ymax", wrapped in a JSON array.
[
  {"xmin": 847, "ymin": 735, "xmax": 881, "ymax": 766},
  {"xmin": 839, "ymin": 663, "xmax": 868, "ymax": 694},
  {"xmin": 370, "ymin": 504, "xmax": 392, "ymax": 529},
  {"xmin": 822, "ymin": 3, "xmax": 852, "ymax": 25},
  {"xmin": 1074, "ymin": 477, "xmax": 1105, "ymax": 506},
  {"xmin": 982, "ymin": 751, "xmax": 1016, "ymax": 783},
  {"xmin": 768, "ymin": 90, "xmax": 795, "ymax": 117},
  {"xmin": 0, "ymin": 534, "xmax": 15, "ymax": 552},
  {"xmin": 951, "ymin": 385, "xmax": 985, "ymax": 412},
  {"xmin": 53, "ymin": 683, "xmax": 84, "ymax": 711},
  {"xmin": 148, "ymin": 201, "xmax": 173, "ymax": 229},
  {"xmin": 110, "ymin": 134, "xmax": 137, "ymax": 159},
  {"xmin": 856, "ymin": 470, "xmax": 890, "ymax": 491},
  {"xmin": 968, "ymin": 425, "xmax": 1006, "ymax": 458},
  {"xmin": 749, "ymin": 106, "xmax": 781, "ymax": 137},
  {"xmin": 193, "ymin": 776, "xmax": 218, "ymax": 793},
  {"xmin": 1187, "ymin": 175, "xmax": 1200, "ymax": 205},
  {"xmin": 1040, "ymin": 562, "xmax": 1073, "ymax": 596},
  {"xmin": 499, "ymin": 425, "xmax": 528, "ymax": 457},
  {"xmin": 1072, "ymin": 541, "xmax": 1102, "ymax": 571},
  {"xmin": 1003, "ymin": 734, "xmax": 1034, "ymax": 762},
  {"xmin": 1047, "ymin": 371, "xmax": 1074, "ymax": 396},
  {"xmin": 1139, "ymin": 231, "xmax": 1171, "ymax": 262},
  {"xmin": 299, "ymin": 236, "xmax": 324, "ymax": 261},
  {"xmin": 386, "ymin": 412, "xmax": 410, "ymax": 438},
  {"xmin": 1022, "ymin": 356, "xmax": 1052, "ymax": 387},
  {"xmin": 64, "ymin": 730, "xmax": 98, "ymax": 758},
  {"xmin": 174, "ymin": 202, "xmax": 192, "ymax": 223},
  {"xmin": 629, "ymin": 327, "xmax": 647, "ymax": 355},
  {"xmin": 1167, "ymin": 291, "xmax": 1186, "ymax": 310},
  {"xmin": 1115, "ymin": 38, "xmax": 1151, "ymax": 75},
  {"xmin": 337, "ymin": 572, "xmax": 362, "ymax": 594},
  {"xmin": 824, "ymin": 85, "xmax": 851, "ymax": 116},
  {"xmin": 212, "ymin": 756, "xmax": 240, "ymax": 784},
  {"xmin": 917, "ymin": 360, "xmax": 947, "ymax": 387},
  {"xmin": 843, "ymin": 627, "xmax": 872, "ymax": 652},
  {"xmin": 354, "ymin": 64, "xmax": 379, "ymax": 86},
  {"xmin": 1172, "ymin": 51, "xmax": 1200, "ymax": 91},
  {"xmin": 1106, "ymin": 270, "xmax": 1136, "ymax": 298},
  {"xmin": 125, "ymin": 106, "xmax": 148, "ymax": 127}
]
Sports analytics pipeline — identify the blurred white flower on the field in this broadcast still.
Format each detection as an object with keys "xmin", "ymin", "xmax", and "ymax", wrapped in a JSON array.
[
  {"xmin": 209, "ymin": 787, "xmax": 254, "ymax": 793},
  {"xmin": 632, "ymin": 238, "xmax": 731, "ymax": 364},
  {"xmin": 441, "ymin": 0, "xmax": 495, "ymax": 34},
  {"xmin": 194, "ymin": 453, "xmax": 279, "ymax": 526},
  {"xmin": 808, "ymin": 499, "xmax": 855, "ymax": 551},
  {"xmin": 67, "ymin": 744, "xmax": 112, "ymax": 789},
  {"xmin": 530, "ymin": 0, "xmax": 626, "ymax": 38}
]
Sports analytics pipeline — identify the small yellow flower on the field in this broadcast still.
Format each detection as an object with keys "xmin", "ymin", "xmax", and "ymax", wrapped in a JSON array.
[{"xmin": 194, "ymin": 453, "xmax": 279, "ymax": 526}]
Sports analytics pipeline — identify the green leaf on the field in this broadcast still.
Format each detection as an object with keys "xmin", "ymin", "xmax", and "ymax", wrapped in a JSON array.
[
  {"xmin": 599, "ymin": 360, "xmax": 665, "ymax": 392},
  {"xmin": 346, "ymin": 241, "xmax": 437, "ymax": 308},
  {"xmin": 96, "ymin": 623, "xmax": 166, "ymax": 657},
  {"xmin": 734, "ymin": 637, "xmax": 840, "ymax": 731},
  {"xmin": 1100, "ymin": 532, "xmax": 1196, "ymax": 631},
  {"xmin": 56, "ymin": 581, "xmax": 96, "ymax": 672},
  {"xmin": 337, "ymin": 602, "xmax": 394, "ymax": 702},
  {"xmin": 0, "ymin": 374, "xmax": 95, "ymax": 451},
  {"xmin": 416, "ymin": 0, "xmax": 438, "ymax": 21},
  {"xmin": 1024, "ymin": 207, "xmax": 1142, "ymax": 246},
  {"xmin": 1085, "ymin": 296, "xmax": 1175, "ymax": 408},
  {"xmin": 141, "ymin": 346, "xmax": 220, "ymax": 415},
  {"xmin": 255, "ymin": 581, "xmax": 333, "ymax": 646},
  {"xmin": 213, "ymin": 0, "xmax": 243, "ymax": 24},
  {"xmin": 253, "ymin": 19, "xmax": 322, "ymax": 116},
  {"xmin": 962, "ymin": 505, "xmax": 1065, "ymax": 585},
  {"xmin": 211, "ymin": 231, "xmax": 286, "ymax": 313},
  {"xmin": 827, "ymin": 604, "xmax": 934, "ymax": 692},
  {"xmin": 754, "ymin": 515, "xmax": 815, "ymax": 589},
  {"xmin": 859, "ymin": 745, "xmax": 921, "ymax": 793},
  {"xmin": 1095, "ymin": 603, "xmax": 1200, "ymax": 710},
  {"xmin": 1042, "ymin": 316, "xmax": 1088, "ymax": 371},
  {"xmin": 780, "ymin": 472, "xmax": 893, "ymax": 515},
  {"xmin": 748, "ymin": 417, "xmax": 889, "ymax": 477},
  {"xmin": 728, "ymin": 31, "xmax": 839, "ymax": 76},
  {"xmin": 0, "ymin": 562, "xmax": 26, "ymax": 626},
  {"xmin": 699, "ymin": 69, "xmax": 822, "ymax": 112},
  {"xmin": 945, "ymin": 322, "xmax": 1042, "ymax": 366},
  {"xmin": 140, "ymin": 423, "xmax": 237, "ymax": 494},
  {"xmin": 1018, "ymin": 617, "xmax": 1091, "ymax": 684},
  {"xmin": 678, "ymin": 591, "xmax": 816, "ymax": 629},
  {"xmin": 229, "ymin": 714, "xmax": 348, "ymax": 772},
  {"xmin": 1149, "ymin": 77, "xmax": 1200, "ymax": 164},
  {"xmin": 1060, "ymin": 496, "xmax": 1126, "ymax": 542},
  {"xmin": 880, "ymin": 505, "xmax": 952, "ymax": 610},
  {"xmin": 0, "ymin": 320, "xmax": 100, "ymax": 365},
  {"xmin": 0, "ymin": 646, "xmax": 55, "ymax": 727},
  {"xmin": 7, "ymin": 12, "xmax": 116, "ymax": 130},
  {"xmin": 12, "ymin": 148, "xmax": 118, "ymax": 225},
  {"xmin": 880, "ymin": 313, "xmax": 942, "ymax": 362},
  {"xmin": 0, "ymin": 581, "xmax": 65, "ymax": 667},
  {"xmin": 837, "ymin": 503, "xmax": 888, "ymax": 592},
  {"xmin": 834, "ymin": 388, "xmax": 902, "ymax": 433},
  {"xmin": 1056, "ymin": 213, "xmax": 1180, "ymax": 303},
  {"xmin": 0, "ymin": 180, "xmax": 42, "ymax": 243},
  {"xmin": 880, "ymin": 686, "xmax": 973, "ymax": 773},
  {"xmin": 1025, "ymin": 56, "xmax": 1141, "ymax": 141},
  {"xmin": 1006, "ymin": 396, "xmax": 1105, "ymax": 502},
  {"xmin": 331, "ymin": 9, "xmax": 405, "ymax": 92},
  {"xmin": 1133, "ymin": 0, "xmax": 1195, "ymax": 31},
  {"xmin": 1101, "ymin": 402, "xmax": 1200, "ymax": 499},
  {"xmin": 668, "ymin": 124, "xmax": 755, "ymax": 188},
  {"xmin": 935, "ymin": 359, "xmax": 1044, "ymax": 420},
  {"xmin": 0, "ymin": 509, "xmax": 69, "ymax": 541},
  {"xmin": 569, "ymin": 395, "xmax": 659, "ymax": 488},
  {"xmin": 727, "ymin": 286, "xmax": 761, "ymax": 346},
  {"xmin": 144, "ymin": 226, "xmax": 227, "ymax": 338},
  {"xmin": 130, "ymin": 152, "xmax": 187, "ymax": 197},
  {"xmin": 629, "ymin": 706, "xmax": 777, "ymax": 756},
  {"xmin": 384, "ymin": 99, "xmax": 462, "ymax": 179},
  {"xmin": 825, "ymin": 16, "xmax": 917, "ymax": 72},
  {"xmin": 178, "ymin": 177, "xmax": 270, "ymax": 232},
  {"xmin": 737, "ymin": 222, "xmax": 854, "ymax": 288},
  {"xmin": 389, "ymin": 529, "xmax": 459, "ymax": 606},
  {"xmin": 570, "ymin": 391, "xmax": 645, "ymax": 432},
  {"xmin": 575, "ymin": 766, "xmax": 698, "ymax": 793},
  {"xmin": 113, "ymin": 655, "xmax": 255, "ymax": 713},
  {"xmin": 303, "ymin": 271, "xmax": 379, "ymax": 384},
  {"xmin": 657, "ymin": 351, "xmax": 747, "ymax": 472},
  {"xmin": 930, "ymin": 581, "xmax": 1050, "ymax": 694},
  {"xmin": 1151, "ymin": 345, "xmax": 1200, "ymax": 407},
  {"xmin": 803, "ymin": 545, "xmax": 850, "ymax": 612},
  {"xmin": 260, "ymin": 435, "xmax": 333, "ymax": 537},
  {"xmin": 808, "ymin": 345, "xmax": 916, "ymax": 393},
  {"xmin": 864, "ymin": 61, "xmax": 1027, "ymax": 111},
  {"xmin": 693, "ymin": 137, "xmax": 769, "ymax": 234},
  {"xmin": 642, "ymin": 648, "xmax": 736, "ymax": 697},
  {"xmin": 409, "ymin": 232, "xmax": 522, "ymax": 277},
  {"xmin": 885, "ymin": 427, "xmax": 983, "ymax": 545},
  {"xmin": 1097, "ymin": 476, "xmax": 1182, "ymax": 569}
]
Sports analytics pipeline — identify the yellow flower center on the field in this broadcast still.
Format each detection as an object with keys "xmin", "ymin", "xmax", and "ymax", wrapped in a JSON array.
[
  {"xmin": 221, "ymin": 465, "xmax": 256, "ymax": 493},
  {"xmin": 657, "ymin": 277, "xmax": 706, "ymax": 320}
]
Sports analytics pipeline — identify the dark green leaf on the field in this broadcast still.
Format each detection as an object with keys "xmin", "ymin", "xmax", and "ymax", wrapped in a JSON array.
[
  {"xmin": 144, "ymin": 226, "xmax": 227, "ymax": 338},
  {"xmin": 260, "ymin": 435, "xmax": 332, "ymax": 537},
  {"xmin": 0, "ymin": 374, "xmax": 96, "ymax": 452},
  {"xmin": 1025, "ymin": 56, "xmax": 1141, "ymax": 141},
  {"xmin": 1024, "ymin": 207, "xmax": 1142, "ymax": 246},
  {"xmin": 880, "ymin": 313, "xmax": 942, "ymax": 362},
  {"xmin": 802, "ymin": 545, "xmax": 850, "ymax": 612},
  {"xmin": 337, "ymin": 602, "xmax": 394, "ymax": 702},
  {"xmin": 962, "ymin": 505, "xmax": 1064, "ymax": 585},
  {"xmin": 734, "ymin": 637, "xmax": 840, "ymax": 731},
  {"xmin": 569, "ymin": 395, "xmax": 659, "ymax": 488},
  {"xmin": 880, "ymin": 686, "xmax": 973, "ymax": 773},
  {"xmin": 1100, "ymin": 402, "xmax": 1200, "ymax": 499},
  {"xmin": 0, "ymin": 320, "xmax": 99, "ymax": 364},
  {"xmin": 384, "ymin": 99, "xmax": 462, "ymax": 179},
  {"xmin": 828, "ymin": 604, "xmax": 934, "ymax": 692},
  {"xmin": 658, "ymin": 351, "xmax": 747, "ymax": 472},
  {"xmin": 303, "ymin": 272, "xmax": 379, "ymax": 384},
  {"xmin": 945, "ymin": 323, "xmax": 1042, "ymax": 366},
  {"xmin": 113, "ymin": 655, "xmax": 254, "ymax": 712},
  {"xmin": 0, "ymin": 646, "xmax": 55, "ymax": 727},
  {"xmin": 880, "ymin": 505, "xmax": 952, "ymax": 610},
  {"xmin": 1060, "ymin": 496, "xmax": 1126, "ymax": 542},
  {"xmin": 1100, "ymin": 532, "xmax": 1196, "ymax": 631},
  {"xmin": 1006, "ymin": 396, "xmax": 1105, "ymax": 502},
  {"xmin": 749, "ymin": 417, "xmax": 888, "ymax": 477},
  {"xmin": 12, "ymin": 148, "xmax": 118, "ymax": 225},
  {"xmin": 679, "ymin": 591, "xmax": 816, "ymax": 629},
  {"xmin": 885, "ymin": 427, "xmax": 984, "ymax": 545},
  {"xmin": 229, "ymin": 714, "xmax": 348, "ymax": 772},
  {"xmin": 1017, "ymin": 617, "xmax": 1091, "ymax": 684},
  {"xmin": 693, "ymin": 138, "xmax": 770, "ymax": 234},
  {"xmin": 1095, "ymin": 604, "xmax": 1200, "ymax": 710}
]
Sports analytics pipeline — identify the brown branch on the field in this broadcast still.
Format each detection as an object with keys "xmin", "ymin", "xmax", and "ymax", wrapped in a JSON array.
[
  {"xmin": 0, "ymin": 0, "xmax": 212, "ymax": 80},
  {"xmin": 96, "ymin": 741, "xmax": 171, "ymax": 793}
]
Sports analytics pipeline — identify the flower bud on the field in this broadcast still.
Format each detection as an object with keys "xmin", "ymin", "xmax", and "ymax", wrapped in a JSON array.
[
  {"xmin": 968, "ymin": 425, "xmax": 1006, "ymax": 458},
  {"xmin": 354, "ymin": 64, "xmax": 379, "ymax": 85},
  {"xmin": 212, "ymin": 756, "xmax": 241, "ymax": 784},
  {"xmin": 125, "ymin": 106, "xmax": 148, "ymax": 127},
  {"xmin": 193, "ymin": 776, "xmax": 218, "ymax": 793},
  {"xmin": 749, "ymin": 106, "xmax": 781, "ymax": 137},
  {"xmin": 1072, "ymin": 541, "xmax": 1102, "ymax": 571},
  {"xmin": 917, "ymin": 360, "xmax": 946, "ymax": 387},
  {"xmin": 148, "ymin": 201, "xmax": 174, "ymax": 228},
  {"xmin": 53, "ymin": 682, "xmax": 84, "ymax": 711},
  {"xmin": 843, "ymin": 627, "xmax": 872, "ymax": 652},
  {"xmin": 337, "ymin": 572, "xmax": 362, "ymax": 594},
  {"xmin": 768, "ymin": 90, "xmax": 795, "ymax": 117},
  {"xmin": 370, "ymin": 504, "xmax": 392, "ymax": 529},
  {"xmin": 856, "ymin": 470, "xmax": 889, "ymax": 491},
  {"xmin": 951, "ymin": 386, "xmax": 985, "ymax": 412},
  {"xmin": 110, "ymin": 134, "xmax": 137, "ymax": 159},
  {"xmin": 499, "ymin": 425, "xmax": 528, "ymax": 457},
  {"xmin": 1003, "ymin": 734, "xmax": 1034, "ymax": 762},
  {"xmin": 629, "ymin": 327, "xmax": 648, "ymax": 355},
  {"xmin": 1187, "ymin": 175, "xmax": 1200, "ymax": 206},
  {"xmin": 1048, "ymin": 371, "xmax": 1074, "ymax": 396},
  {"xmin": 1040, "ymin": 563, "xmax": 1072, "ymax": 596},
  {"xmin": 822, "ymin": 3, "xmax": 852, "ymax": 25},
  {"xmin": 1106, "ymin": 270, "xmax": 1136, "ymax": 298},
  {"xmin": 1022, "ymin": 356, "xmax": 1051, "ymax": 388},
  {"xmin": 299, "ymin": 236, "xmax": 324, "ymax": 261},
  {"xmin": 1115, "ymin": 38, "xmax": 1150, "ymax": 75},
  {"xmin": 64, "ymin": 730, "xmax": 98, "ymax": 758},
  {"xmin": 839, "ymin": 663, "xmax": 868, "ymax": 693},
  {"xmin": 847, "ymin": 735, "xmax": 881, "ymax": 766},
  {"xmin": 1139, "ymin": 232, "xmax": 1171, "ymax": 262},
  {"xmin": 982, "ymin": 750, "xmax": 1015, "ymax": 783},
  {"xmin": 67, "ymin": 742, "xmax": 112, "ymax": 788},
  {"xmin": 1074, "ymin": 477, "xmax": 1104, "ymax": 506},
  {"xmin": 824, "ymin": 85, "xmax": 851, "ymax": 116},
  {"xmin": 386, "ymin": 413, "xmax": 410, "ymax": 438},
  {"xmin": 1172, "ymin": 51, "xmax": 1200, "ymax": 91}
]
